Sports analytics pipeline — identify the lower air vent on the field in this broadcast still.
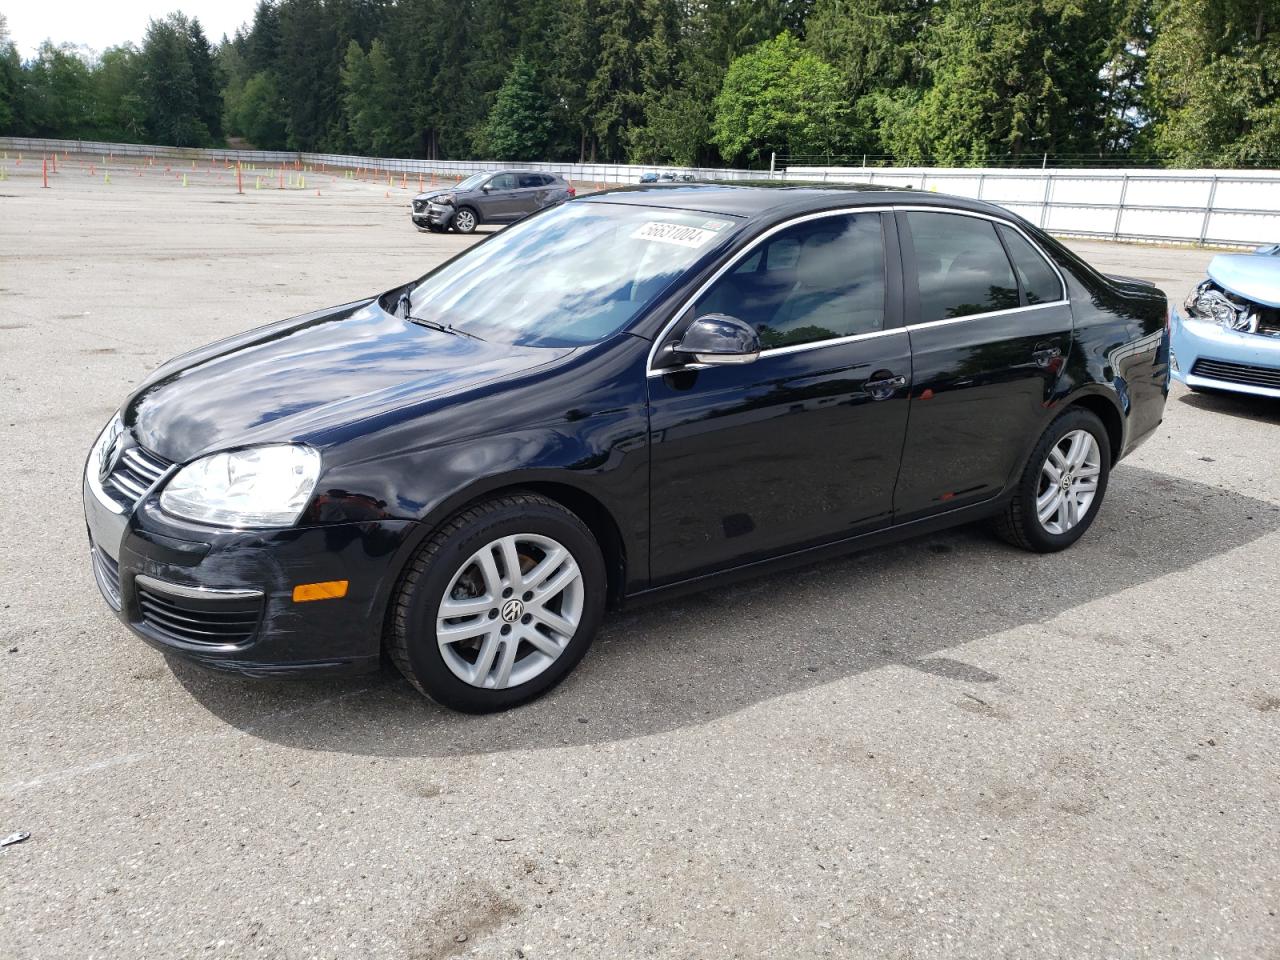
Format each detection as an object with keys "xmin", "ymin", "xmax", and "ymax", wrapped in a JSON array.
[
  {"xmin": 1191, "ymin": 357, "xmax": 1280, "ymax": 391},
  {"xmin": 134, "ymin": 577, "xmax": 263, "ymax": 647}
]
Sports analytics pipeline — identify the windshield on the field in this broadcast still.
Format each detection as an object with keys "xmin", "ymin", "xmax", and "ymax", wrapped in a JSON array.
[
  {"xmin": 404, "ymin": 201, "xmax": 741, "ymax": 346},
  {"xmin": 454, "ymin": 172, "xmax": 489, "ymax": 192}
]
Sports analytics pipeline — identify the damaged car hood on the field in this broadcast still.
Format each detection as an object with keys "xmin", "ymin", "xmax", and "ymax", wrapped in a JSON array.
[
  {"xmin": 1208, "ymin": 249, "xmax": 1280, "ymax": 309},
  {"xmin": 124, "ymin": 299, "xmax": 572, "ymax": 463}
]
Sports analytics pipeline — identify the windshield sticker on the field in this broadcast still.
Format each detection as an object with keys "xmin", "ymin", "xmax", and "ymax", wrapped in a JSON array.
[
  {"xmin": 700, "ymin": 219, "xmax": 733, "ymax": 232},
  {"xmin": 632, "ymin": 221, "xmax": 719, "ymax": 248}
]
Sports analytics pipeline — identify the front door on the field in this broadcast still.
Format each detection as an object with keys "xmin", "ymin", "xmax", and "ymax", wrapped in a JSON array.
[
  {"xmin": 647, "ymin": 210, "xmax": 911, "ymax": 585},
  {"xmin": 479, "ymin": 173, "xmax": 522, "ymax": 221},
  {"xmin": 893, "ymin": 209, "xmax": 1075, "ymax": 520}
]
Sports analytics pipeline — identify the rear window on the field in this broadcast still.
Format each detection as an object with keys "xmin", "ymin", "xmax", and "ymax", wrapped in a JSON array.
[{"xmin": 906, "ymin": 212, "xmax": 1019, "ymax": 322}]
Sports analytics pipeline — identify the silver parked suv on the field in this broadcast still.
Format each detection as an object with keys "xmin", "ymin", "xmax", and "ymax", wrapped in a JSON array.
[{"xmin": 410, "ymin": 170, "xmax": 576, "ymax": 234}]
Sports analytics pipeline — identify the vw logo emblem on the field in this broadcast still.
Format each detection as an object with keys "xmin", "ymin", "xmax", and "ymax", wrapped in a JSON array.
[
  {"xmin": 500, "ymin": 598, "xmax": 525, "ymax": 623},
  {"xmin": 99, "ymin": 434, "xmax": 122, "ymax": 481}
]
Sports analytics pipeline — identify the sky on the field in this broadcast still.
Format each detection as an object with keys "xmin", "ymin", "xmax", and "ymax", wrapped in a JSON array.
[{"xmin": 3, "ymin": 0, "xmax": 260, "ymax": 58}]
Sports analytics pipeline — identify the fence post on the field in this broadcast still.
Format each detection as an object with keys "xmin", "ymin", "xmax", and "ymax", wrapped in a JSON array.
[
  {"xmin": 1039, "ymin": 173, "xmax": 1053, "ymax": 228},
  {"xmin": 976, "ymin": 173, "xmax": 985, "ymax": 201},
  {"xmin": 1199, "ymin": 175, "xmax": 1219, "ymax": 246},
  {"xmin": 1112, "ymin": 174, "xmax": 1129, "ymax": 240}
]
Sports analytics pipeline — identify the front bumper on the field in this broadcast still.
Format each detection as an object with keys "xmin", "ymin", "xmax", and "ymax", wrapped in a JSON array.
[
  {"xmin": 411, "ymin": 202, "xmax": 455, "ymax": 230},
  {"xmin": 83, "ymin": 467, "xmax": 417, "ymax": 677},
  {"xmin": 1170, "ymin": 310, "xmax": 1280, "ymax": 398}
]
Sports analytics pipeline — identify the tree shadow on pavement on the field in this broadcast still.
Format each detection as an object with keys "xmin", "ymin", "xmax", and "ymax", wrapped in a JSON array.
[{"xmin": 169, "ymin": 465, "xmax": 1280, "ymax": 756}]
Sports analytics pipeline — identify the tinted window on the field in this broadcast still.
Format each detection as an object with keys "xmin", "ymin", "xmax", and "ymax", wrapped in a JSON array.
[
  {"xmin": 694, "ymin": 213, "xmax": 885, "ymax": 349},
  {"xmin": 489, "ymin": 173, "xmax": 516, "ymax": 190},
  {"xmin": 998, "ymin": 225, "xmax": 1064, "ymax": 304},
  {"xmin": 518, "ymin": 174, "xmax": 543, "ymax": 188},
  {"xmin": 907, "ymin": 212, "xmax": 1019, "ymax": 322}
]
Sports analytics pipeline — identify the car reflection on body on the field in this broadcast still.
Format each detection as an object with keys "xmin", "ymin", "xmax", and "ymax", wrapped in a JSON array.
[
  {"xmin": 83, "ymin": 184, "xmax": 1169, "ymax": 713},
  {"xmin": 1171, "ymin": 244, "xmax": 1280, "ymax": 398}
]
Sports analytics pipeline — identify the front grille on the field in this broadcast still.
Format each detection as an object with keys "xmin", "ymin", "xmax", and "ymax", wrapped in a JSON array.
[
  {"xmin": 91, "ymin": 546, "xmax": 122, "ymax": 611},
  {"xmin": 103, "ymin": 445, "xmax": 171, "ymax": 509},
  {"xmin": 412, "ymin": 199, "xmax": 426, "ymax": 213},
  {"xmin": 1191, "ymin": 357, "xmax": 1280, "ymax": 390},
  {"xmin": 136, "ymin": 580, "xmax": 263, "ymax": 647}
]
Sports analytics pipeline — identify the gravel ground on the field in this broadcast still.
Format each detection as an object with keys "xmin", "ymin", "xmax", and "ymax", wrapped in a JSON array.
[{"xmin": 2, "ymin": 155, "xmax": 1278, "ymax": 960}]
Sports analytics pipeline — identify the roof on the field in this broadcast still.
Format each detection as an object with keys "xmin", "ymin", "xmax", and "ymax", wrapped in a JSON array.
[{"xmin": 580, "ymin": 182, "xmax": 1015, "ymax": 223}]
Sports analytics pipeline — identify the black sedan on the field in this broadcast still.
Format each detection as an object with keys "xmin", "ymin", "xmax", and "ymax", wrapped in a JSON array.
[{"xmin": 84, "ymin": 184, "xmax": 1170, "ymax": 712}]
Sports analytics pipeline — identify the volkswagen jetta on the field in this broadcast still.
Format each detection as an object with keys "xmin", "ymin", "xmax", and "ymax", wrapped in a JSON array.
[{"xmin": 84, "ymin": 184, "xmax": 1170, "ymax": 712}]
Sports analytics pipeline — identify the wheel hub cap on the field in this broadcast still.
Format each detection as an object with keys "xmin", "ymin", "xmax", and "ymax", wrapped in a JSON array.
[
  {"xmin": 435, "ymin": 533, "xmax": 584, "ymax": 690},
  {"xmin": 1037, "ymin": 429, "xmax": 1101, "ymax": 536}
]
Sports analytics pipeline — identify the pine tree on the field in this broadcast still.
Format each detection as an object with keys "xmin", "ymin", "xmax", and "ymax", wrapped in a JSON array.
[
  {"xmin": 477, "ymin": 56, "xmax": 553, "ymax": 159},
  {"xmin": 1148, "ymin": 0, "xmax": 1280, "ymax": 165}
]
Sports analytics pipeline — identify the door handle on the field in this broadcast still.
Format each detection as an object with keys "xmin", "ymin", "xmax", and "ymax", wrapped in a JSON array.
[
  {"xmin": 1032, "ymin": 343, "xmax": 1062, "ymax": 368},
  {"xmin": 865, "ymin": 373, "xmax": 906, "ymax": 399}
]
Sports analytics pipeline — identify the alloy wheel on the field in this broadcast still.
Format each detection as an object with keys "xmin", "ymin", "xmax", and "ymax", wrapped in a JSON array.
[
  {"xmin": 435, "ymin": 533, "xmax": 584, "ymax": 689},
  {"xmin": 454, "ymin": 209, "xmax": 476, "ymax": 232},
  {"xmin": 1036, "ymin": 429, "xmax": 1101, "ymax": 535}
]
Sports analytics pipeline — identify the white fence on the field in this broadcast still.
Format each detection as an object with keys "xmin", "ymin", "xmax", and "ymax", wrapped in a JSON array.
[{"xmin": 4, "ymin": 136, "xmax": 1278, "ymax": 247}]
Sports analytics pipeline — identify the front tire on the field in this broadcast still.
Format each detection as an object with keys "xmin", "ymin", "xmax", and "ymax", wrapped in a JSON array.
[
  {"xmin": 994, "ymin": 408, "xmax": 1111, "ymax": 553},
  {"xmin": 452, "ymin": 206, "xmax": 478, "ymax": 233},
  {"xmin": 388, "ymin": 493, "xmax": 606, "ymax": 712}
]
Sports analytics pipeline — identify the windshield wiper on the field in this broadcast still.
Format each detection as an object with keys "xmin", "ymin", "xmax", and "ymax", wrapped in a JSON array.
[{"xmin": 397, "ymin": 293, "xmax": 485, "ymax": 341}]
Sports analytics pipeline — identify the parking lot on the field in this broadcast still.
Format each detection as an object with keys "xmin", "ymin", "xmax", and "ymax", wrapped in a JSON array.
[{"xmin": 2, "ymin": 157, "xmax": 1278, "ymax": 959}]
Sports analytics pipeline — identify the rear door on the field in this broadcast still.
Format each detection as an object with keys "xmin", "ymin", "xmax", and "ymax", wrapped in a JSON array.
[
  {"xmin": 893, "ymin": 209, "xmax": 1074, "ymax": 521},
  {"xmin": 516, "ymin": 173, "xmax": 551, "ymax": 215}
]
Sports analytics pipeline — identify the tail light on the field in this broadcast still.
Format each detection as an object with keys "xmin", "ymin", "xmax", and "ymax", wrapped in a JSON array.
[{"xmin": 566, "ymin": 185, "xmax": 576, "ymax": 198}]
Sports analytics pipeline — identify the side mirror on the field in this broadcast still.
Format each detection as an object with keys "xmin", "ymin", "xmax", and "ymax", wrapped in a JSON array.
[
  {"xmin": 672, "ymin": 314, "xmax": 761, "ymax": 365},
  {"xmin": 481, "ymin": 184, "xmax": 491, "ymax": 192}
]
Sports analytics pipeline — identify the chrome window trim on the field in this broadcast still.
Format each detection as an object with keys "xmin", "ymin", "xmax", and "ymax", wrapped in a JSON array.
[
  {"xmin": 134, "ymin": 574, "xmax": 264, "ymax": 602},
  {"xmin": 645, "ymin": 205, "xmax": 895, "ymax": 377},
  {"xmin": 903, "ymin": 300, "xmax": 1063, "ymax": 332},
  {"xmin": 645, "ymin": 202, "xmax": 1070, "ymax": 377},
  {"xmin": 896, "ymin": 204, "xmax": 1069, "ymax": 309}
]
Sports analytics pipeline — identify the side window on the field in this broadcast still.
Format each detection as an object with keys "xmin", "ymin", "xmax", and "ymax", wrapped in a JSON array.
[
  {"xmin": 998, "ymin": 225, "xmax": 1064, "ymax": 304},
  {"xmin": 518, "ymin": 174, "xmax": 543, "ymax": 188},
  {"xmin": 906, "ymin": 212, "xmax": 1019, "ymax": 323},
  {"xmin": 692, "ymin": 214, "xmax": 885, "ymax": 350},
  {"xmin": 489, "ymin": 173, "xmax": 516, "ymax": 190}
]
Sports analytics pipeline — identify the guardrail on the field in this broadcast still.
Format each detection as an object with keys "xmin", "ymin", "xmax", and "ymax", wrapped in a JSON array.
[{"xmin": 4, "ymin": 136, "xmax": 1277, "ymax": 247}]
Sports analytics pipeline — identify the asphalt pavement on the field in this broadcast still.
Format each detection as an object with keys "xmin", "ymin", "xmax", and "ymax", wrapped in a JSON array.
[{"xmin": 1, "ymin": 158, "xmax": 1277, "ymax": 959}]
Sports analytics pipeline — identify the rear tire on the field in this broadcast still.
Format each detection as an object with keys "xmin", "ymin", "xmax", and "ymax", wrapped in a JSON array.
[
  {"xmin": 994, "ymin": 408, "xmax": 1111, "ymax": 553},
  {"xmin": 388, "ymin": 493, "xmax": 605, "ymax": 713}
]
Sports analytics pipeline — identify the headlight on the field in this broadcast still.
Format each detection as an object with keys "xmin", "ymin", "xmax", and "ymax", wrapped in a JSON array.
[
  {"xmin": 89, "ymin": 413, "xmax": 124, "ymax": 479},
  {"xmin": 159, "ymin": 445, "xmax": 321, "ymax": 528},
  {"xmin": 1184, "ymin": 281, "xmax": 1258, "ymax": 333},
  {"xmin": 435, "ymin": 193, "xmax": 455, "ymax": 206}
]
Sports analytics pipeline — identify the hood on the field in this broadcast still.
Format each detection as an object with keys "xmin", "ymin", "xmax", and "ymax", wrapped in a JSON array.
[
  {"xmin": 413, "ymin": 189, "xmax": 456, "ymax": 203},
  {"xmin": 1207, "ymin": 250, "xmax": 1280, "ymax": 308},
  {"xmin": 126, "ymin": 299, "xmax": 571, "ymax": 463}
]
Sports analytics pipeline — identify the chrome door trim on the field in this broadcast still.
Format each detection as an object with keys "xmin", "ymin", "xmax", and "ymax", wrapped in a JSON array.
[
  {"xmin": 903, "ymin": 300, "xmax": 1065, "ymax": 334},
  {"xmin": 894, "ymin": 204, "xmax": 1069, "ymax": 307},
  {"xmin": 646, "ymin": 203, "xmax": 1070, "ymax": 377},
  {"xmin": 645, "ymin": 205, "xmax": 896, "ymax": 377}
]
